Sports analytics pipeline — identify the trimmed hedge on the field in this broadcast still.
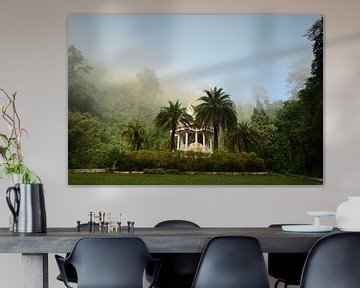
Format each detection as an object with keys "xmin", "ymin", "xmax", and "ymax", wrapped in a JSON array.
[{"xmin": 115, "ymin": 150, "xmax": 265, "ymax": 172}]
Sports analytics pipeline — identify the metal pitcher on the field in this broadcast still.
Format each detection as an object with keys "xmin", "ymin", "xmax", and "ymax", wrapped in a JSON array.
[{"xmin": 6, "ymin": 183, "xmax": 47, "ymax": 233}]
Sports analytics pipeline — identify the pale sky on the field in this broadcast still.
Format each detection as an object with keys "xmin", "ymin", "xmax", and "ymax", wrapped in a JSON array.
[{"xmin": 68, "ymin": 14, "xmax": 321, "ymax": 104}]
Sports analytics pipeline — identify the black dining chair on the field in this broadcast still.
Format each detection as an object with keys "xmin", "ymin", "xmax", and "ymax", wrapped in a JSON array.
[
  {"xmin": 56, "ymin": 223, "xmax": 99, "ymax": 284},
  {"xmin": 300, "ymin": 232, "xmax": 360, "ymax": 288},
  {"xmin": 55, "ymin": 237, "xmax": 161, "ymax": 288},
  {"xmin": 147, "ymin": 220, "xmax": 201, "ymax": 288},
  {"xmin": 191, "ymin": 236, "xmax": 270, "ymax": 288},
  {"xmin": 268, "ymin": 224, "xmax": 308, "ymax": 288}
]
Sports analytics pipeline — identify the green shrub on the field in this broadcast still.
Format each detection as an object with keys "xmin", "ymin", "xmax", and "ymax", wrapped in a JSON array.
[
  {"xmin": 143, "ymin": 168, "xmax": 180, "ymax": 174},
  {"xmin": 165, "ymin": 169, "xmax": 180, "ymax": 174},
  {"xmin": 115, "ymin": 150, "xmax": 265, "ymax": 172},
  {"xmin": 69, "ymin": 144, "xmax": 124, "ymax": 169},
  {"xmin": 143, "ymin": 168, "xmax": 166, "ymax": 174}
]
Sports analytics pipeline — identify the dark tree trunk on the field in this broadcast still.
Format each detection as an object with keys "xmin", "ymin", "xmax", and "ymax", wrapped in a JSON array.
[{"xmin": 213, "ymin": 125, "xmax": 219, "ymax": 150}]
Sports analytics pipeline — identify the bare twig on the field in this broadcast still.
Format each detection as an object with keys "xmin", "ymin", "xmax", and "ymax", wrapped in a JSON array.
[{"xmin": 0, "ymin": 89, "xmax": 24, "ymax": 167}]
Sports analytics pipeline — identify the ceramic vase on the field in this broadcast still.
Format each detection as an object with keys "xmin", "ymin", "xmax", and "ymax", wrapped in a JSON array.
[
  {"xmin": 6, "ymin": 183, "xmax": 47, "ymax": 233},
  {"xmin": 336, "ymin": 196, "xmax": 360, "ymax": 231}
]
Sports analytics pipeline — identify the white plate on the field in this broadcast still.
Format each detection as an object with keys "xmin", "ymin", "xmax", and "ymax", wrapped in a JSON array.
[
  {"xmin": 307, "ymin": 211, "xmax": 336, "ymax": 217},
  {"xmin": 338, "ymin": 227, "xmax": 360, "ymax": 232},
  {"xmin": 282, "ymin": 225, "xmax": 333, "ymax": 232}
]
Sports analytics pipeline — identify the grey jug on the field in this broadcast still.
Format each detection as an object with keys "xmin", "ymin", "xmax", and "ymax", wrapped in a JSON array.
[{"xmin": 6, "ymin": 183, "xmax": 47, "ymax": 233}]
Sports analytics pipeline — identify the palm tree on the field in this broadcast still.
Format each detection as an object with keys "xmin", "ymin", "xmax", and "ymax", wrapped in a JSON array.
[
  {"xmin": 154, "ymin": 100, "xmax": 192, "ymax": 151},
  {"xmin": 223, "ymin": 121, "xmax": 260, "ymax": 153},
  {"xmin": 196, "ymin": 87, "xmax": 237, "ymax": 150},
  {"xmin": 122, "ymin": 119, "xmax": 147, "ymax": 150}
]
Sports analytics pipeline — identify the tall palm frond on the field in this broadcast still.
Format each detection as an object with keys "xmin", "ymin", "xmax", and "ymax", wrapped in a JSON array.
[
  {"xmin": 196, "ymin": 87, "xmax": 237, "ymax": 150},
  {"xmin": 223, "ymin": 121, "xmax": 260, "ymax": 152},
  {"xmin": 122, "ymin": 119, "xmax": 147, "ymax": 150},
  {"xmin": 154, "ymin": 100, "xmax": 193, "ymax": 151}
]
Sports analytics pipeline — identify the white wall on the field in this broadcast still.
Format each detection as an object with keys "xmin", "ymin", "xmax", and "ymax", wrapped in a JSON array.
[{"xmin": 1, "ymin": 0, "xmax": 360, "ymax": 287}]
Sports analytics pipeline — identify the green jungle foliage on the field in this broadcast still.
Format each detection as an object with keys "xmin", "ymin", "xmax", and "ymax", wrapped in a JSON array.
[{"xmin": 68, "ymin": 18, "xmax": 323, "ymax": 178}]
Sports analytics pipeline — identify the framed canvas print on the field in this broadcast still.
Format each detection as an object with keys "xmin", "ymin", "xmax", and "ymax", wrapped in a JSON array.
[{"xmin": 68, "ymin": 14, "xmax": 323, "ymax": 185}]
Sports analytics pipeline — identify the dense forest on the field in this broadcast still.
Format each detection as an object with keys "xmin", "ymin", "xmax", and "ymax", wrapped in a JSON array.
[{"xmin": 68, "ymin": 18, "xmax": 323, "ymax": 178}]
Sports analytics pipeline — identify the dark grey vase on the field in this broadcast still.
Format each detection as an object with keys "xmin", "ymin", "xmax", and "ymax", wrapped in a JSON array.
[{"xmin": 6, "ymin": 183, "xmax": 47, "ymax": 233}]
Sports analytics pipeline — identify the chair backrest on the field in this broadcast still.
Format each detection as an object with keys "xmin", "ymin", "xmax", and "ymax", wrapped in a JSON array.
[
  {"xmin": 300, "ymin": 232, "xmax": 360, "ymax": 288},
  {"xmin": 268, "ymin": 224, "xmax": 308, "ymax": 285},
  {"xmin": 151, "ymin": 220, "xmax": 201, "ymax": 287},
  {"xmin": 155, "ymin": 219, "xmax": 200, "ymax": 228},
  {"xmin": 66, "ymin": 237, "xmax": 154, "ymax": 288},
  {"xmin": 191, "ymin": 236, "xmax": 270, "ymax": 288}
]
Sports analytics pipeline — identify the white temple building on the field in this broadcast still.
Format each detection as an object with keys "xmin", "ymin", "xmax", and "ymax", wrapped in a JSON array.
[{"xmin": 175, "ymin": 104, "xmax": 214, "ymax": 153}]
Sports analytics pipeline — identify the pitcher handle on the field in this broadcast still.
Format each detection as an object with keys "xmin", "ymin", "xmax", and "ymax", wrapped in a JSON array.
[{"xmin": 6, "ymin": 186, "xmax": 20, "ymax": 224}]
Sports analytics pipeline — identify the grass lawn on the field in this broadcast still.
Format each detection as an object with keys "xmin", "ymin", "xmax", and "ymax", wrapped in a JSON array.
[{"xmin": 68, "ymin": 172, "xmax": 320, "ymax": 185}]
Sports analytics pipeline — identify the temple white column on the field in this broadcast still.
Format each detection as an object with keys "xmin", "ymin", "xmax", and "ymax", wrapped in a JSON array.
[
  {"xmin": 177, "ymin": 135, "xmax": 180, "ymax": 150},
  {"xmin": 209, "ymin": 137, "xmax": 213, "ymax": 153},
  {"xmin": 202, "ymin": 132, "xmax": 206, "ymax": 151},
  {"xmin": 185, "ymin": 132, "xmax": 188, "ymax": 150},
  {"xmin": 195, "ymin": 132, "xmax": 198, "ymax": 143}
]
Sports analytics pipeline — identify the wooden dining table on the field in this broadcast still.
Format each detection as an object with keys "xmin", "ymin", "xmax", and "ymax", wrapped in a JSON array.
[{"xmin": 0, "ymin": 226, "xmax": 339, "ymax": 288}]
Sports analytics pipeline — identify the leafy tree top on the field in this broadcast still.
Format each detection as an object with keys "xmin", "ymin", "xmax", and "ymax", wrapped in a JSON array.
[
  {"xmin": 196, "ymin": 86, "xmax": 237, "ymax": 150},
  {"xmin": 305, "ymin": 17, "xmax": 323, "ymax": 86},
  {"xmin": 68, "ymin": 45, "xmax": 92, "ymax": 79},
  {"xmin": 196, "ymin": 87, "xmax": 237, "ymax": 131},
  {"xmin": 154, "ymin": 100, "xmax": 193, "ymax": 151}
]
